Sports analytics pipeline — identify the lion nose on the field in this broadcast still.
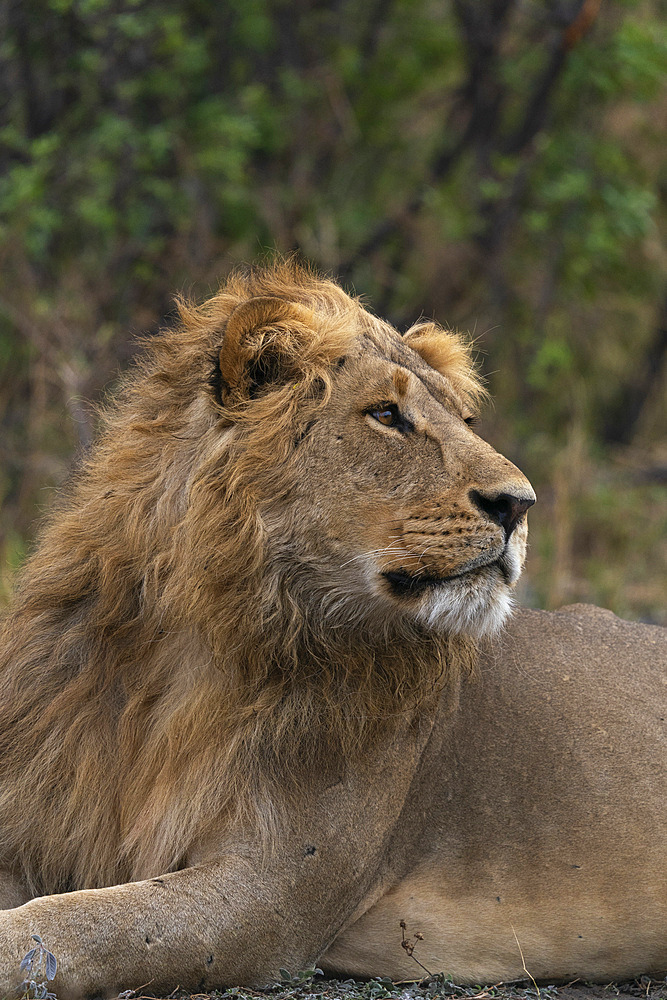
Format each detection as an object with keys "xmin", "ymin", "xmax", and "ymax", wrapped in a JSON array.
[{"xmin": 469, "ymin": 490, "xmax": 535, "ymax": 541}]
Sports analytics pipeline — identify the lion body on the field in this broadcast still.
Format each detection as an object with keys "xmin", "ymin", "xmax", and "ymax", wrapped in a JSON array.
[
  {"xmin": 0, "ymin": 263, "xmax": 665, "ymax": 997},
  {"xmin": 322, "ymin": 605, "xmax": 667, "ymax": 984}
]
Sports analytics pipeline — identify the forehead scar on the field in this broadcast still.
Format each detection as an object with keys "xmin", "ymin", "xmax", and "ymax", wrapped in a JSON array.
[
  {"xmin": 391, "ymin": 360, "xmax": 462, "ymax": 413},
  {"xmin": 360, "ymin": 326, "xmax": 465, "ymax": 411},
  {"xmin": 392, "ymin": 368, "xmax": 410, "ymax": 396}
]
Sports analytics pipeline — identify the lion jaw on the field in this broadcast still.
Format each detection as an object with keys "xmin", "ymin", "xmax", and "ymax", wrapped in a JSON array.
[{"xmin": 378, "ymin": 517, "xmax": 530, "ymax": 639}]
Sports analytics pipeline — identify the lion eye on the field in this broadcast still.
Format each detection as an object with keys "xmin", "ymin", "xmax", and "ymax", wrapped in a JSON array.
[{"xmin": 370, "ymin": 403, "xmax": 400, "ymax": 427}]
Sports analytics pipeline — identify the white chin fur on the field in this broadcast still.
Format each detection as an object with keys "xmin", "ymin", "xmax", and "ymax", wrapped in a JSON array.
[{"xmin": 415, "ymin": 575, "xmax": 514, "ymax": 638}]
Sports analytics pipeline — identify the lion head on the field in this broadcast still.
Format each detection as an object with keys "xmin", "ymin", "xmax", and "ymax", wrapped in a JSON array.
[
  {"xmin": 0, "ymin": 260, "xmax": 535, "ymax": 890},
  {"xmin": 173, "ymin": 263, "xmax": 535, "ymax": 645}
]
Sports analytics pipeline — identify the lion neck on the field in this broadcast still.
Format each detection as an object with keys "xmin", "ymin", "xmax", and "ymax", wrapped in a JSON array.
[
  {"xmin": 117, "ymin": 599, "xmax": 476, "ymax": 881},
  {"xmin": 0, "ymin": 434, "xmax": 477, "ymax": 890}
]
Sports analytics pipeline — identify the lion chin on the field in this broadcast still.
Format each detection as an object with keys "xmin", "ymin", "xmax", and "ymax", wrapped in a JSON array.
[
  {"xmin": 417, "ymin": 571, "xmax": 515, "ymax": 637},
  {"xmin": 381, "ymin": 562, "xmax": 515, "ymax": 638},
  {"xmin": 427, "ymin": 532, "xmax": 528, "ymax": 637}
]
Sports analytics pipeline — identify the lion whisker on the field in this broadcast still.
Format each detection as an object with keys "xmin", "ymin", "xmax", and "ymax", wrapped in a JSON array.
[{"xmin": 338, "ymin": 545, "xmax": 407, "ymax": 569}]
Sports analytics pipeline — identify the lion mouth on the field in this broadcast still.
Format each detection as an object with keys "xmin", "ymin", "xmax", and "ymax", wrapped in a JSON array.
[
  {"xmin": 383, "ymin": 558, "xmax": 507, "ymax": 598},
  {"xmin": 383, "ymin": 570, "xmax": 453, "ymax": 597}
]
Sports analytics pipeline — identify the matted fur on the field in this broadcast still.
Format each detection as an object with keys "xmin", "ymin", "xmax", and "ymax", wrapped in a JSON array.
[{"xmin": 0, "ymin": 261, "xmax": 486, "ymax": 895}]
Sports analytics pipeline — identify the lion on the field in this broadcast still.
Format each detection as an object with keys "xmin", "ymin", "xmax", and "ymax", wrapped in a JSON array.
[{"xmin": 0, "ymin": 261, "xmax": 665, "ymax": 999}]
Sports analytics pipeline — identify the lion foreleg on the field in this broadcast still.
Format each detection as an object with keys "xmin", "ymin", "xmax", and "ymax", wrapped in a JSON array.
[
  {"xmin": 0, "ymin": 718, "xmax": 435, "ymax": 998},
  {"xmin": 0, "ymin": 855, "xmax": 361, "ymax": 999}
]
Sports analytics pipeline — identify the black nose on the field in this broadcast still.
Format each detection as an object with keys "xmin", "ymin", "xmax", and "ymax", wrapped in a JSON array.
[{"xmin": 469, "ymin": 490, "xmax": 535, "ymax": 541}]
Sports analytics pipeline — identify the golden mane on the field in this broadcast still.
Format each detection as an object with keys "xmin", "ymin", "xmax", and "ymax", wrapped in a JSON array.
[{"xmin": 0, "ymin": 261, "xmax": 479, "ymax": 897}]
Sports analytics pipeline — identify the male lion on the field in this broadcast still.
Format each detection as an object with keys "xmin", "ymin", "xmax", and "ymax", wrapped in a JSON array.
[{"xmin": 0, "ymin": 262, "xmax": 665, "ymax": 999}]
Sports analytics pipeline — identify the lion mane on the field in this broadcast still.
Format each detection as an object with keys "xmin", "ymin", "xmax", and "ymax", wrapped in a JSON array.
[{"xmin": 0, "ymin": 261, "xmax": 482, "ymax": 898}]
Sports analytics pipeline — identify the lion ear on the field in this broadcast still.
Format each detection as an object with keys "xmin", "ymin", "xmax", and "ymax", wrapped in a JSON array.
[
  {"xmin": 216, "ymin": 296, "xmax": 317, "ymax": 404},
  {"xmin": 404, "ymin": 323, "xmax": 487, "ymax": 409}
]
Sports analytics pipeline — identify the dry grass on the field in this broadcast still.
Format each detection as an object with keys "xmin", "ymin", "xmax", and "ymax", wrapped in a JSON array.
[
  {"xmin": 517, "ymin": 448, "xmax": 666, "ymax": 626},
  {"xmin": 103, "ymin": 974, "xmax": 667, "ymax": 1000}
]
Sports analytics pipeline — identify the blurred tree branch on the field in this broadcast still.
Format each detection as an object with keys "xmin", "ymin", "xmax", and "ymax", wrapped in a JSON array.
[
  {"xmin": 339, "ymin": 0, "xmax": 603, "ymax": 281},
  {"xmin": 602, "ymin": 291, "xmax": 667, "ymax": 447}
]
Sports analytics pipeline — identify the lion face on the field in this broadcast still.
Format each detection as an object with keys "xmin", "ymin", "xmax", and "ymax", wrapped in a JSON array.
[
  {"xmin": 212, "ymin": 286, "xmax": 535, "ymax": 640},
  {"xmin": 287, "ymin": 326, "xmax": 534, "ymax": 639}
]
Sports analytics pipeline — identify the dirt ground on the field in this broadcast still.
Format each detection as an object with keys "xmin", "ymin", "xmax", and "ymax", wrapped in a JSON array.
[
  {"xmin": 548, "ymin": 985, "xmax": 667, "ymax": 1000},
  {"xmin": 135, "ymin": 974, "xmax": 667, "ymax": 1000}
]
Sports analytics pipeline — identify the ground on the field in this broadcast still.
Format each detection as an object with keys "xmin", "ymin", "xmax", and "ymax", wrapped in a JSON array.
[{"xmin": 111, "ymin": 974, "xmax": 667, "ymax": 1000}]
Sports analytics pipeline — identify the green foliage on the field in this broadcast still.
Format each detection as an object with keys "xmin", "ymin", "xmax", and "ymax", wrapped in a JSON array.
[{"xmin": 19, "ymin": 934, "xmax": 57, "ymax": 1000}]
